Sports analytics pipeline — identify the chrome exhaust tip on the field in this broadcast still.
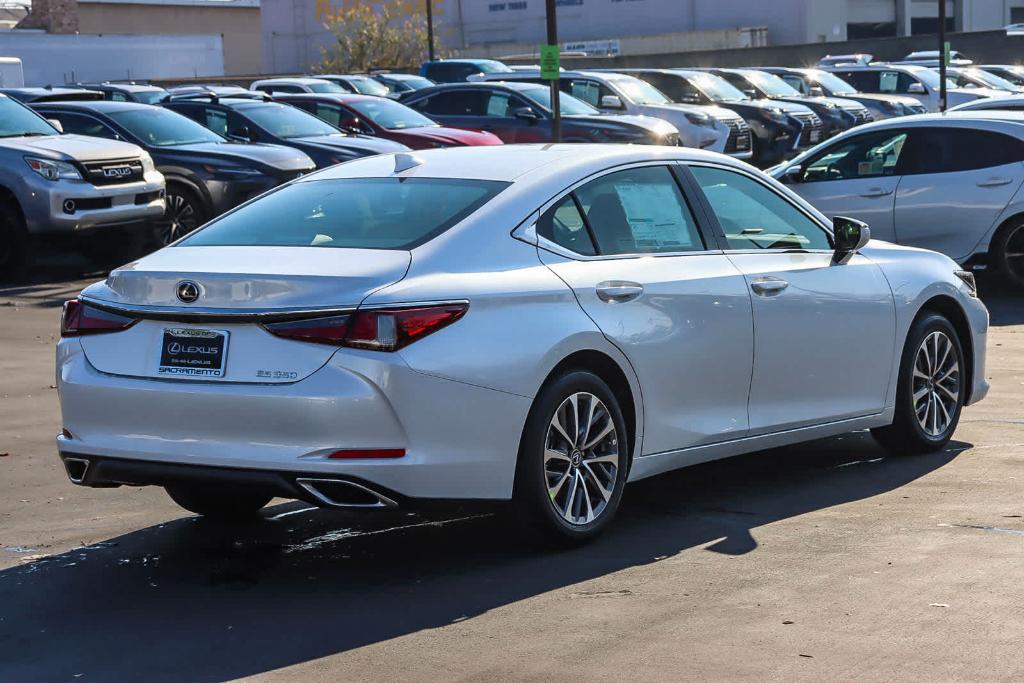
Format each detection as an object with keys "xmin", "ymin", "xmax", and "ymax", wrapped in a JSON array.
[
  {"xmin": 64, "ymin": 457, "xmax": 91, "ymax": 484},
  {"xmin": 295, "ymin": 478, "xmax": 398, "ymax": 509}
]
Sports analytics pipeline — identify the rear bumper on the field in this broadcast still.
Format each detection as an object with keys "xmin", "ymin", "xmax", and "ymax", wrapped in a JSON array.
[{"xmin": 56, "ymin": 340, "xmax": 531, "ymax": 500}]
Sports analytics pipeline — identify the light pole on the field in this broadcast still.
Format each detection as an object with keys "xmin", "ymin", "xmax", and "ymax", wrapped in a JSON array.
[
  {"xmin": 545, "ymin": 0, "xmax": 561, "ymax": 142},
  {"xmin": 938, "ymin": 0, "xmax": 947, "ymax": 111},
  {"xmin": 426, "ymin": 0, "xmax": 435, "ymax": 62}
]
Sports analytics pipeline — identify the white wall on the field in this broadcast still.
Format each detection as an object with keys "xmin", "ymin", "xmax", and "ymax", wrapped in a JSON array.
[{"xmin": 0, "ymin": 32, "xmax": 224, "ymax": 85}]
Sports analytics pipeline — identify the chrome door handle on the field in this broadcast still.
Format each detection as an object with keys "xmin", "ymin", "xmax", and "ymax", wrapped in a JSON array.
[
  {"xmin": 859, "ymin": 187, "xmax": 893, "ymax": 198},
  {"xmin": 977, "ymin": 177, "xmax": 1013, "ymax": 187},
  {"xmin": 596, "ymin": 281, "xmax": 644, "ymax": 303},
  {"xmin": 750, "ymin": 277, "xmax": 789, "ymax": 296}
]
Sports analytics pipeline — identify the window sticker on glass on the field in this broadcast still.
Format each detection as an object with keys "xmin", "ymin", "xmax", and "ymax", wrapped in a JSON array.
[
  {"xmin": 615, "ymin": 182, "xmax": 694, "ymax": 250},
  {"xmin": 879, "ymin": 72, "xmax": 898, "ymax": 93}
]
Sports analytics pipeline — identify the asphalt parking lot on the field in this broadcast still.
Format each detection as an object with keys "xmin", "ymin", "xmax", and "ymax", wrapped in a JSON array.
[{"xmin": 1, "ymin": 263, "xmax": 1022, "ymax": 682}]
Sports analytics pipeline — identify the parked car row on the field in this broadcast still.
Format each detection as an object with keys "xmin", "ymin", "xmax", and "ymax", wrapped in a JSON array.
[{"xmin": 6, "ymin": 52, "xmax": 1024, "ymax": 280}]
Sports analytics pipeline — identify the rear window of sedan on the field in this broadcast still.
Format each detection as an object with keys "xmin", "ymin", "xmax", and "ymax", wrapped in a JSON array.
[{"xmin": 180, "ymin": 178, "xmax": 509, "ymax": 250}]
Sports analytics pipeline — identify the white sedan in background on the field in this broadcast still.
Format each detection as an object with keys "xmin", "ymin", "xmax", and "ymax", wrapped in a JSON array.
[
  {"xmin": 56, "ymin": 145, "xmax": 988, "ymax": 544},
  {"xmin": 772, "ymin": 112, "xmax": 1024, "ymax": 288}
]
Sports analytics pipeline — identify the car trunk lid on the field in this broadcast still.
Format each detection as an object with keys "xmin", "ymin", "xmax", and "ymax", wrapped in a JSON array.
[{"xmin": 77, "ymin": 246, "xmax": 410, "ymax": 383}]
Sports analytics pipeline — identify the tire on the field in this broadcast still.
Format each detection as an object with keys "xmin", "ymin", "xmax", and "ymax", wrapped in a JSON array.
[
  {"xmin": 152, "ymin": 185, "xmax": 205, "ymax": 247},
  {"xmin": 990, "ymin": 219, "xmax": 1024, "ymax": 289},
  {"xmin": 512, "ymin": 370, "xmax": 629, "ymax": 545},
  {"xmin": 0, "ymin": 200, "xmax": 31, "ymax": 281},
  {"xmin": 165, "ymin": 484, "xmax": 272, "ymax": 520},
  {"xmin": 872, "ymin": 313, "xmax": 966, "ymax": 455}
]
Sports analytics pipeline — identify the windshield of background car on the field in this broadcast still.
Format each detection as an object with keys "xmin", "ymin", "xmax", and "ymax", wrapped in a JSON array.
[
  {"xmin": 133, "ymin": 90, "xmax": 168, "ymax": 104},
  {"xmin": 959, "ymin": 69, "xmax": 1018, "ymax": 90},
  {"xmin": 475, "ymin": 61, "xmax": 514, "ymax": 74},
  {"xmin": 347, "ymin": 98, "xmax": 438, "ymax": 129},
  {"xmin": 690, "ymin": 73, "xmax": 748, "ymax": 101},
  {"xmin": 610, "ymin": 76, "xmax": 671, "ymax": 105},
  {"xmin": 180, "ymin": 178, "xmax": 510, "ymax": 250},
  {"xmin": 744, "ymin": 71, "xmax": 802, "ymax": 97},
  {"xmin": 806, "ymin": 70, "xmax": 858, "ymax": 95},
  {"xmin": 395, "ymin": 76, "xmax": 434, "ymax": 90},
  {"xmin": 917, "ymin": 69, "xmax": 958, "ymax": 90},
  {"xmin": 0, "ymin": 96, "xmax": 58, "ymax": 136},
  {"xmin": 308, "ymin": 82, "xmax": 347, "ymax": 93},
  {"xmin": 346, "ymin": 77, "xmax": 390, "ymax": 96},
  {"xmin": 109, "ymin": 107, "xmax": 224, "ymax": 146},
  {"xmin": 241, "ymin": 103, "xmax": 340, "ymax": 138},
  {"xmin": 520, "ymin": 87, "xmax": 598, "ymax": 115}
]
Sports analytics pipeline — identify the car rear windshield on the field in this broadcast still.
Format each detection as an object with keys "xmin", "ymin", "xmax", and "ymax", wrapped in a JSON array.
[{"xmin": 180, "ymin": 177, "xmax": 509, "ymax": 250}]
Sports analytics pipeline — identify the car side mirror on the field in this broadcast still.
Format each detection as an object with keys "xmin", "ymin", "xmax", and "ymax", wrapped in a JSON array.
[
  {"xmin": 600, "ymin": 95, "xmax": 625, "ymax": 110},
  {"xmin": 743, "ymin": 88, "xmax": 758, "ymax": 99},
  {"xmin": 781, "ymin": 164, "xmax": 803, "ymax": 183},
  {"xmin": 513, "ymin": 106, "xmax": 539, "ymax": 121},
  {"xmin": 833, "ymin": 215, "xmax": 870, "ymax": 262},
  {"xmin": 679, "ymin": 93, "xmax": 701, "ymax": 104},
  {"xmin": 228, "ymin": 125, "xmax": 252, "ymax": 143},
  {"xmin": 809, "ymin": 86, "xmax": 825, "ymax": 97},
  {"xmin": 907, "ymin": 82, "xmax": 926, "ymax": 94},
  {"xmin": 46, "ymin": 119, "xmax": 64, "ymax": 133}
]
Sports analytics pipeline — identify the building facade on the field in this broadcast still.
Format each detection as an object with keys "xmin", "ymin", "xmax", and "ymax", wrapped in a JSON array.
[{"xmin": 261, "ymin": 0, "xmax": 1024, "ymax": 75}]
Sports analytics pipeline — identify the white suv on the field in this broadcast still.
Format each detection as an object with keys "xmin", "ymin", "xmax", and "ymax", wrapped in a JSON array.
[
  {"xmin": 771, "ymin": 111, "xmax": 1024, "ymax": 287},
  {"xmin": 824, "ymin": 64, "xmax": 999, "ymax": 112}
]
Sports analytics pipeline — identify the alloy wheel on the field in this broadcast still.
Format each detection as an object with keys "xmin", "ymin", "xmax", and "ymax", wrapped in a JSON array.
[
  {"xmin": 913, "ymin": 330, "xmax": 960, "ymax": 438},
  {"xmin": 544, "ymin": 392, "xmax": 620, "ymax": 526},
  {"xmin": 156, "ymin": 192, "xmax": 200, "ymax": 245}
]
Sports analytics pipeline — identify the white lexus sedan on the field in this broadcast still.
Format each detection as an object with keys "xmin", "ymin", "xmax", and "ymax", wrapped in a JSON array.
[
  {"xmin": 770, "ymin": 111, "xmax": 1024, "ymax": 289},
  {"xmin": 56, "ymin": 145, "xmax": 989, "ymax": 544}
]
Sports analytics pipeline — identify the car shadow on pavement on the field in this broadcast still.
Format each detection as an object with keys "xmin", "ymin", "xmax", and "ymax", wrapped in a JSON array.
[{"xmin": 0, "ymin": 431, "xmax": 965, "ymax": 682}]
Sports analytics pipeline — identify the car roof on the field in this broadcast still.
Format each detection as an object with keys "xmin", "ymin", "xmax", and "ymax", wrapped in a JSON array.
[
  {"xmin": 82, "ymin": 82, "xmax": 164, "ymax": 92},
  {"xmin": 827, "ymin": 63, "xmax": 930, "ymax": 72},
  {"xmin": 425, "ymin": 59, "xmax": 504, "ymax": 66},
  {"xmin": 254, "ymin": 77, "xmax": 334, "ymax": 86},
  {"xmin": 275, "ymin": 93, "xmax": 376, "ymax": 104},
  {"xmin": 31, "ymin": 100, "xmax": 153, "ymax": 114},
  {"xmin": 302, "ymin": 144, "xmax": 741, "ymax": 184},
  {"xmin": 414, "ymin": 81, "xmax": 546, "ymax": 93}
]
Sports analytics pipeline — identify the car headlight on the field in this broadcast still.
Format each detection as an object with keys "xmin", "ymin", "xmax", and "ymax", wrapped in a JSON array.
[
  {"xmin": 954, "ymin": 270, "xmax": 978, "ymax": 297},
  {"xmin": 684, "ymin": 111, "xmax": 715, "ymax": 128},
  {"xmin": 140, "ymin": 153, "xmax": 156, "ymax": 174},
  {"xmin": 24, "ymin": 156, "xmax": 81, "ymax": 181}
]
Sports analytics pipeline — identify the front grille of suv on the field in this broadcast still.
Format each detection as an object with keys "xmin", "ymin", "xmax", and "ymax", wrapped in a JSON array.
[
  {"xmin": 850, "ymin": 107, "xmax": 874, "ymax": 124},
  {"xmin": 82, "ymin": 159, "xmax": 145, "ymax": 186},
  {"xmin": 723, "ymin": 117, "xmax": 752, "ymax": 154},
  {"xmin": 792, "ymin": 111, "xmax": 823, "ymax": 148}
]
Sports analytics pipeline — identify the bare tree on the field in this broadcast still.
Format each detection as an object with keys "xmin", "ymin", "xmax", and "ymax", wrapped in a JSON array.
[{"xmin": 316, "ymin": 3, "xmax": 438, "ymax": 73}]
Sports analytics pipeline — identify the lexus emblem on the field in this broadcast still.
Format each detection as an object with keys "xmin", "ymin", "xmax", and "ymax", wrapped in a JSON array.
[{"xmin": 175, "ymin": 281, "xmax": 200, "ymax": 304}]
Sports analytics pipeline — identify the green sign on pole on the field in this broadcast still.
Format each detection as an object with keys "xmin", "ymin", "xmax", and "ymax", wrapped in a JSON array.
[
  {"xmin": 540, "ymin": 44, "xmax": 560, "ymax": 80},
  {"xmin": 943, "ymin": 41, "xmax": 951, "ymax": 66}
]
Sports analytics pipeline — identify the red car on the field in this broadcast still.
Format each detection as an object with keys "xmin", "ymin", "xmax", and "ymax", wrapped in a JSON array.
[{"xmin": 273, "ymin": 93, "xmax": 503, "ymax": 150}]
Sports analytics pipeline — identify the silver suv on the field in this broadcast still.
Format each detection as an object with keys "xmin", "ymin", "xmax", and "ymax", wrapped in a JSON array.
[{"xmin": 0, "ymin": 94, "xmax": 165, "ymax": 275}]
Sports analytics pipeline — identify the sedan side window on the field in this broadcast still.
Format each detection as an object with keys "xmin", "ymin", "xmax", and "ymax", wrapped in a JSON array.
[
  {"xmin": 575, "ymin": 166, "xmax": 705, "ymax": 255},
  {"xmin": 537, "ymin": 195, "xmax": 596, "ymax": 256},
  {"xmin": 691, "ymin": 166, "xmax": 831, "ymax": 251},
  {"xmin": 802, "ymin": 131, "xmax": 908, "ymax": 182},
  {"xmin": 899, "ymin": 128, "xmax": 1024, "ymax": 174}
]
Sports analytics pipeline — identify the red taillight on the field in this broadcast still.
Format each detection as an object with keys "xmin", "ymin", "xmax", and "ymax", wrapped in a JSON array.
[
  {"xmin": 61, "ymin": 300, "xmax": 138, "ymax": 337},
  {"xmin": 327, "ymin": 448, "xmax": 405, "ymax": 459},
  {"xmin": 263, "ymin": 303, "xmax": 467, "ymax": 351}
]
